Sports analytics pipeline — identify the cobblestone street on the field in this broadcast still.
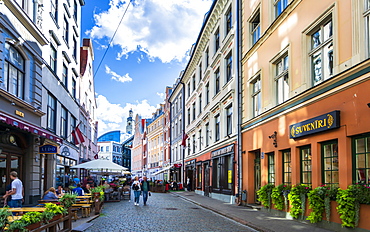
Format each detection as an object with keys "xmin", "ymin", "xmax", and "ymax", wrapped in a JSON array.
[{"xmin": 86, "ymin": 192, "xmax": 256, "ymax": 232}]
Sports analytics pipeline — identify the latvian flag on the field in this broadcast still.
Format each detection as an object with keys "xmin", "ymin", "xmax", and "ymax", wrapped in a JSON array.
[
  {"xmin": 181, "ymin": 131, "xmax": 188, "ymax": 148},
  {"xmin": 72, "ymin": 124, "xmax": 85, "ymax": 145}
]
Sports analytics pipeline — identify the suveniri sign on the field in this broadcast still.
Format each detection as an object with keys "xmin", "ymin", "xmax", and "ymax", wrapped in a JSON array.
[{"xmin": 289, "ymin": 111, "xmax": 340, "ymax": 139}]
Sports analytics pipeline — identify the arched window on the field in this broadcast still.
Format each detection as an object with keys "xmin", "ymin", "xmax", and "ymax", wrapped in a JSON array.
[{"xmin": 4, "ymin": 43, "xmax": 25, "ymax": 99}]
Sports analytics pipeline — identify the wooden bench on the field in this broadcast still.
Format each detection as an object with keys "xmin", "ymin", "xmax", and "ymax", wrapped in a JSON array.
[
  {"xmin": 72, "ymin": 203, "xmax": 92, "ymax": 218},
  {"xmin": 71, "ymin": 222, "xmax": 94, "ymax": 232}
]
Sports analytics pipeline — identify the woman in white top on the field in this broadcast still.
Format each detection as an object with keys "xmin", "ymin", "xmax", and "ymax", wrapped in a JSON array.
[{"xmin": 132, "ymin": 176, "xmax": 142, "ymax": 206}]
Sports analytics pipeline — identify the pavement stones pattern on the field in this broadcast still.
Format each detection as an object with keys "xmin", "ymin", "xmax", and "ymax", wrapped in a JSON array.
[{"xmin": 86, "ymin": 192, "xmax": 256, "ymax": 232}]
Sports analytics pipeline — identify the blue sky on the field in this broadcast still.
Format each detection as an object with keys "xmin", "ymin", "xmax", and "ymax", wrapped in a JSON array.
[{"xmin": 81, "ymin": 0, "xmax": 213, "ymax": 138}]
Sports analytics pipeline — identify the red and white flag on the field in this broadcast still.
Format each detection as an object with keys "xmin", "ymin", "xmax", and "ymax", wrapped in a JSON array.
[
  {"xmin": 181, "ymin": 131, "xmax": 188, "ymax": 147},
  {"xmin": 71, "ymin": 124, "xmax": 85, "ymax": 145}
]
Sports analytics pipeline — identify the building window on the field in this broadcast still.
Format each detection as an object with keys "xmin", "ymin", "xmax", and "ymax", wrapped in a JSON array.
[
  {"xmin": 274, "ymin": 0, "xmax": 288, "ymax": 18},
  {"xmin": 47, "ymin": 94, "xmax": 57, "ymax": 132},
  {"xmin": 199, "ymin": 94, "xmax": 202, "ymax": 114},
  {"xmin": 188, "ymin": 82, "xmax": 190, "ymax": 98},
  {"xmin": 106, "ymin": 146, "xmax": 109, "ymax": 152},
  {"xmin": 226, "ymin": 105, "xmax": 232, "ymax": 135},
  {"xmin": 365, "ymin": 1, "xmax": 370, "ymax": 57},
  {"xmin": 205, "ymin": 123, "xmax": 209, "ymax": 146},
  {"xmin": 215, "ymin": 114, "xmax": 220, "ymax": 141},
  {"xmin": 192, "ymin": 102, "xmax": 196, "ymax": 121},
  {"xmin": 250, "ymin": 11, "xmax": 261, "ymax": 45},
  {"xmin": 199, "ymin": 63, "xmax": 202, "ymax": 81},
  {"xmin": 215, "ymin": 68, "xmax": 220, "ymax": 95},
  {"xmin": 205, "ymin": 83, "xmax": 210, "ymax": 105},
  {"xmin": 50, "ymin": 44, "xmax": 57, "ymax": 73},
  {"xmin": 251, "ymin": 76, "xmax": 261, "ymax": 117},
  {"xmin": 282, "ymin": 150, "xmax": 291, "ymax": 185},
  {"xmin": 353, "ymin": 134, "xmax": 370, "ymax": 184},
  {"xmin": 226, "ymin": 6, "xmax": 232, "ymax": 35},
  {"xmin": 275, "ymin": 55, "xmax": 289, "ymax": 104},
  {"xmin": 187, "ymin": 108, "xmax": 190, "ymax": 125},
  {"xmin": 192, "ymin": 75, "xmax": 196, "ymax": 91},
  {"xmin": 322, "ymin": 140, "xmax": 339, "ymax": 186},
  {"xmin": 268, "ymin": 153, "xmax": 275, "ymax": 185},
  {"xmin": 310, "ymin": 18, "xmax": 333, "ymax": 86},
  {"xmin": 73, "ymin": 0, "xmax": 77, "ymax": 21},
  {"xmin": 70, "ymin": 116, "xmax": 76, "ymax": 143},
  {"xmin": 4, "ymin": 43, "xmax": 25, "ymax": 99},
  {"xmin": 73, "ymin": 36, "xmax": 77, "ymax": 59},
  {"xmin": 205, "ymin": 48, "xmax": 209, "ymax": 67},
  {"xmin": 61, "ymin": 106, "xmax": 68, "ymax": 138},
  {"xmin": 51, "ymin": 0, "xmax": 58, "ymax": 21},
  {"xmin": 72, "ymin": 77, "xmax": 76, "ymax": 98},
  {"xmin": 300, "ymin": 146, "xmax": 312, "ymax": 186},
  {"xmin": 212, "ymin": 155, "xmax": 233, "ymax": 192},
  {"xmin": 226, "ymin": 52, "xmax": 232, "ymax": 82},
  {"xmin": 63, "ymin": 16, "xmax": 69, "ymax": 44},
  {"xmin": 62, "ymin": 63, "xmax": 68, "ymax": 87},
  {"xmin": 192, "ymin": 134, "xmax": 196, "ymax": 154},
  {"xmin": 215, "ymin": 28, "xmax": 220, "ymax": 53},
  {"xmin": 198, "ymin": 129, "xmax": 202, "ymax": 150}
]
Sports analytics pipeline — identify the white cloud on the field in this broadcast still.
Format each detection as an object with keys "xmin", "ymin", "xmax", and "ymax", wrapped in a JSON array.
[
  {"xmin": 156, "ymin": 92, "xmax": 165, "ymax": 99},
  {"xmin": 96, "ymin": 94, "xmax": 158, "ymax": 136},
  {"xmin": 87, "ymin": 0, "xmax": 213, "ymax": 63},
  {"xmin": 105, "ymin": 65, "xmax": 132, "ymax": 83}
]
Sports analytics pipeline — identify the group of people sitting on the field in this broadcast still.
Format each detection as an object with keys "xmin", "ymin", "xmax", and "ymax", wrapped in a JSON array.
[{"xmin": 42, "ymin": 184, "xmax": 93, "ymax": 200}]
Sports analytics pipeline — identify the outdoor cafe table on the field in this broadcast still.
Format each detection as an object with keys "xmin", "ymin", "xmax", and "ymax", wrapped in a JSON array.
[{"xmin": 8, "ymin": 207, "xmax": 46, "ymax": 213}]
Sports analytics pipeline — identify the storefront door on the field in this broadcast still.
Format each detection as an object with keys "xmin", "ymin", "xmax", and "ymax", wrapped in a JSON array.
[
  {"xmin": 0, "ymin": 152, "xmax": 22, "ymax": 196},
  {"xmin": 254, "ymin": 150, "xmax": 261, "ymax": 204},
  {"xmin": 204, "ymin": 164, "xmax": 210, "ymax": 197}
]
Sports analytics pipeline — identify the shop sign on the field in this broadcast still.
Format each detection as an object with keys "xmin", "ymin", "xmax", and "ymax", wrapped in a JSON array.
[
  {"xmin": 39, "ymin": 144, "xmax": 59, "ymax": 154},
  {"xmin": 289, "ymin": 111, "xmax": 340, "ymax": 139},
  {"xmin": 228, "ymin": 170, "xmax": 232, "ymax": 183},
  {"xmin": 185, "ymin": 160, "xmax": 195, "ymax": 166},
  {"xmin": 174, "ymin": 163, "xmax": 182, "ymax": 168},
  {"xmin": 211, "ymin": 144, "xmax": 234, "ymax": 158}
]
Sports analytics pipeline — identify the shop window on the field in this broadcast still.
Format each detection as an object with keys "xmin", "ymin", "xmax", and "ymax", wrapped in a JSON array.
[
  {"xmin": 321, "ymin": 140, "xmax": 339, "ymax": 186},
  {"xmin": 197, "ymin": 165, "xmax": 202, "ymax": 188},
  {"xmin": 60, "ymin": 106, "xmax": 68, "ymax": 138},
  {"xmin": 275, "ymin": 54, "xmax": 289, "ymax": 104},
  {"xmin": 215, "ymin": 114, "xmax": 220, "ymax": 142},
  {"xmin": 282, "ymin": 149, "xmax": 291, "ymax": 185},
  {"xmin": 300, "ymin": 145, "xmax": 312, "ymax": 186},
  {"xmin": 274, "ymin": 0, "xmax": 288, "ymax": 18},
  {"xmin": 4, "ymin": 43, "xmax": 25, "ymax": 99},
  {"xmin": 212, "ymin": 155, "xmax": 233, "ymax": 193},
  {"xmin": 310, "ymin": 17, "xmax": 333, "ymax": 86},
  {"xmin": 268, "ymin": 153, "xmax": 275, "ymax": 185},
  {"xmin": 353, "ymin": 134, "xmax": 370, "ymax": 184}
]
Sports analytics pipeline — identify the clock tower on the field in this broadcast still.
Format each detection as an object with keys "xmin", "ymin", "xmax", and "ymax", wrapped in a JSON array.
[{"xmin": 126, "ymin": 109, "xmax": 133, "ymax": 134}]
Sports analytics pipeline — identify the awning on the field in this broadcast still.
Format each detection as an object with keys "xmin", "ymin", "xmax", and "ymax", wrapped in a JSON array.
[
  {"xmin": 152, "ymin": 166, "xmax": 172, "ymax": 176},
  {"xmin": 0, "ymin": 112, "xmax": 62, "ymax": 143}
]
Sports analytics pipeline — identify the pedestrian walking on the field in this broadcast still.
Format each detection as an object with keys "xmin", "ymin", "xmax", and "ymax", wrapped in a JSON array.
[
  {"xmin": 132, "ymin": 176, "xmax": 141, "ymax": 206},
  {"xmin": 141, "ymin": 176, "xmax": 151, "ymax": 206},
  {"xmin": 7, "ymin": 171, "xmax": 23, "ymax": 208}
]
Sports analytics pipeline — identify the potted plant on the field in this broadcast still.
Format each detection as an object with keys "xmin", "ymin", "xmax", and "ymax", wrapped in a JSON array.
[
  {"xmin": 0, "ymin": 207, "xmax": 12, "ymax": 231},
  {"xmin": 43, "ymin": 203, "xmax": 67, "ymax": 222},
  {"xmin": 58, "ymin": 192, "xmax": 77, "ymax": 208},
  {"xmin": 7, "ymin": 219, "xmax": 28, "ymax": 232},
  {"xmin": 21, "ymin": 211, "xmax": 43, "ymax": 230}
]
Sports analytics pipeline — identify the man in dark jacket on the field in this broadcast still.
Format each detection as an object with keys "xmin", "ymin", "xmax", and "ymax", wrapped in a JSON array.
[{"xmin": 141, "ymin": 176, "xmax": 151, "ymax": 206}]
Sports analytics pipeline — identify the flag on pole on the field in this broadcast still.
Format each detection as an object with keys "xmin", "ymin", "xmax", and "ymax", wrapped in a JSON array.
[
  {"xmin": 94, "ymin": 154, "xmax": 99, "ymax": 159},
  {"xmin": 181, "ymin": 131, "xmax": 188, "ymax": 147},
  {"xmin": 71, "ymin": 124, "xmax": 85, "ymax": 145}
]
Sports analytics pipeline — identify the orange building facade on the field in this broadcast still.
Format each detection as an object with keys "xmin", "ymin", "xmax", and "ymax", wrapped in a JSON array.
[{"xmin": 241, "ymin": 0, "xmax": 370, "ymax": 230}]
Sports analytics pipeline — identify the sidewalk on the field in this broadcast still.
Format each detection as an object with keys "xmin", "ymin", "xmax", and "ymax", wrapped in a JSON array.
[{"xmin": 171, "ymin": 191, "xmax": 332, "ymax": 232}]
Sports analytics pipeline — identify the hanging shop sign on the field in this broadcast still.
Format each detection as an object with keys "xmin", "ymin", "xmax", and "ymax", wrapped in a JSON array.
[
  {"xmin": 289, "ymin": 110, "xmax": 340, "ymax": 139},
  {"xmin": 39, "ymin": 144, "xmax": 60, "ymax": 154},
  {"xmin": 211, "ymin": 144, "xmax": 234, "ymax": 158}
]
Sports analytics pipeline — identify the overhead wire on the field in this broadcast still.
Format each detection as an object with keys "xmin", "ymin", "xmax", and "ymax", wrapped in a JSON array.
[{"xmin": 93, "ymin": 1, "xmax": 132, "ymax": 78}]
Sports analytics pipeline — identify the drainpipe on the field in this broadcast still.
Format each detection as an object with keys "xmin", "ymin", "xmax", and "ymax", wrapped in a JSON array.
[
  {"xmin": 168, "ymin": 100, "xmax": 172, "ymax": 169},
  {"xmin": 179, "ymin": 82, "xmax": 185, "ymax": 185},
  {"xmin": 236, "ymin": 0, "xmax": 243, "ymax": 202}
]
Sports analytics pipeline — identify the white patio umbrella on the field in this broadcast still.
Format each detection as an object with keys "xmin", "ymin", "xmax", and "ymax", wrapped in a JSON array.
[{"xmin": 71, "ymin": 159, "xmax": 128, "ymax": 174}]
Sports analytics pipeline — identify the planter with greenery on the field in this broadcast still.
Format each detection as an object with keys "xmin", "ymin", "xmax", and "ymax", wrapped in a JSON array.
[
  {"xmin": 58, "ymin": 192, "xmax": 77, "ymax": 208},
  {"xmin": 256, "ymin": 184, "xmax": 275, "ymax": 208},
  {"xmin": 288, "ymin": 184, "xmax": 311, "ymax": 220},
  {"xmin": 271, "ymin": 184, "xmax": 291, "ymax": 211},
  {"xmin": 21, "ymin": 211, "xmax": 43, "ymax": 230},
  {"xmin": 7, "ymin": 219, "xmax": 28, "ymax": 232},
  {"xmin": 336, "ymin": 184, "xmax": 370, "ymax": 228},
  {"xmin": 0, "ymin": 207, "xmax": 12, "ymax": 231},
  {"xmin": 307, "ymin": 185, "xmax": 338, "ymax": 223}
]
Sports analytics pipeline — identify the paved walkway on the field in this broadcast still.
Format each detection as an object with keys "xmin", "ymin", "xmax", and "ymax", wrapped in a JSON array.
[{"xmin": 171, "ymin": 191, "xmax": 332, "ymax": 232}]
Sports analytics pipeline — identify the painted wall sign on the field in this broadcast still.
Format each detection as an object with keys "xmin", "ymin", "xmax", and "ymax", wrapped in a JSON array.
[
  {"xmin": 289, "ymin": 111, "xmax": 340, "ymax": 139},
  {"xmin": 39, "ymin": 144, "xmax": 59, "ymax": 154}
]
